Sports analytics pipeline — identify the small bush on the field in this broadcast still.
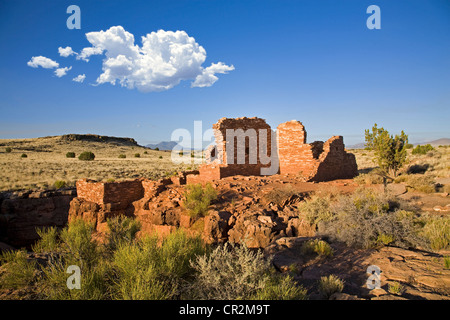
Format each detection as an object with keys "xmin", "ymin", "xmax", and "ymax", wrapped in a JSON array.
[
  {"xmin": 320, "ymin": 189, "xmax": 426, "ymax": 249},
  {"xmin": 65, "ymin": 152, "xmax": 75, "ymax": 158},
  {"xmin": 78, "ymin": 151, "xmax": 95, "ymax": 161},
  {"xmin": 134, "ymin": 153, "xmax": 140, "ymax": 158},
  {"xmin": 143, "ymin": 151, "xmax": 148, "ymax": 154},
  {"xmin": 318, "ymin": 275, "xmax": 344, "ymax": 299},
  {"xmin": 118, "ymin": 154, "xmax": 126, "ymax": 159},
  {"xmin": 59, "ymin": 218, "xmax": 98, "ymax": 269},
  {"xmin": 405, "ymin": 143, "xmax": 414, "ymax": 149},
  {"xmin": 183, "ymin": 183, "xmax": 217, "ymax": 218},
  {"xmin": 0, "ymin": 249, "xmax": 36, "ymax": 289},
  {"xmin": 412, "ymin": 144, "xmax": 434, "ymax": 155},
  {"xmin": 54, "ymin": 180, "xmax": 66, "ymax": 189},
  {"xmin": 113, "ymin": 229, "xmax": 205, "ymax": 300},
  {"xmin": 32, "ymin": 226, "xmax": 60, "ymax": 253},
  {"xmin": 189, "ymin": 242, "xmax": 273, "ymax": 300},
  {"xmin": 106, "ymin": 216, "xmax": 141, "ymax": 251},
  {"xmin": 155, "ymin": 147, "xmax": 159, "ymax": 151},
  {"xmin": 252, "ymin": 274, "xmax": 308, "ymax": 300},
  {"xmin": 444, "ymin": 256, "xmax": 450, "ymax": 269},
  {"xmin": 5, "ymin": 147, "xmax": 12, "ymax": 153},
  {"xmin": 159, "ymin": 156, "xmax": 163, "ymax": 159},
  {"xmin": 299, "ymin": 195, "xmax": 333, "ymax": 226},
  {"xmin": 21, "ymin": 153, "xmax": 27, "ymax": 158},
  {"xmin": 394, "ymin": 174, "xmax": 436, "ymax": 193},
  {"xmin": 301, "ymin": 239, "xmax": 333, "ymax": 257},
  {"xmin": 388, "ymin": 281, "xmax": 405, "ymax": 295},
  {"xmin": 421, "ymin": 216, "xmax": 450, "ymax": 251}
]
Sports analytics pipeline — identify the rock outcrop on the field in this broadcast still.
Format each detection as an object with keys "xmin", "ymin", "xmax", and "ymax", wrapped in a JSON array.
[{"xmin": 0, "ymin": 189, "xmax": 76, "ymax": 248}]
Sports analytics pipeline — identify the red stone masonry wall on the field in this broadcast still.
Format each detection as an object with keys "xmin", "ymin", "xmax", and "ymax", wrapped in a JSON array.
[
  {"xmin": 76, "ymin": 179, "xmax": 143, "ymax": 205},
  {"xmin": 277, "ymin": 120, "xmax": 357, "ymax": 181}
]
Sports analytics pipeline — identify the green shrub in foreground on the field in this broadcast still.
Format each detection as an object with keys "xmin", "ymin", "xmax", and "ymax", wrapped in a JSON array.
[
  {"xmin": 189, "ymin": 242, "xmax": 307, "ymax": 300},
  {"xmin": 183, "ymin": 183, "xmax": 217, "ymax": 217},
  {"xmin": 5, "ymin": 147, "xmax": 12, "ymax": 153},
  {"xmin": 318, "ymin": 274, "xmax": 344, "ymax": 299},
  {"xmin": 65, "ymin": 152, "xmax": 75, "ymax": 158}
]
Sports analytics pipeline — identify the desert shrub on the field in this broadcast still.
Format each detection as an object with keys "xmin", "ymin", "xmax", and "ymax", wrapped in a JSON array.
[
  {"xmin": 444, "ymin": 256, "xmax": 450, "ymax": 269},
  {"xmin": 106, "ymin": 178, "xmax": 115, "ymax": 183},
  {"xmin": 0, "ymin": 249, "xmax": 36, "ymax": 289},
  {"xmin": 118, "ymin": 154, "xmax": 126, "ymax": 159},
  {"xmin": 365, "ymin": 123, "xmax": 408, "ymax": 177},
  {"xmin": 143, "ymin": 151, "xmax": 148, "ymax": 154},
  {"xmin": 106, "ymin": 216, "xmax": 141, "ymax": 251},
  {"xmin": 264, "ymin": 185, "xmax": 302, "ymax": 206},
  {"xmin": 65, "ymin": 152, "xmax": 75, "ymax": 158},
  {"xmin": 189, "ymin": 242, "xmax": 291, "ymax": 300},
  {"xmin": 21, "ymin": 153, "xmax": 27, "ymax": 158},
  {"xmin": 388, "ymin": 281, "xmax": 405, "ymax": 295},
  {"xmin": 320, "ymin": 189, "xmax": 426, "ymax": 249},
  {"xmin": 412, "ymin": 144, "xmax": 434, "ymax": 155},
  {"xmin": 300, "ymin": 239, "xmax": 333, "ymax": 258},
  {"xmin": 32, "ymin": 226, "xmax": 60, "ymax": 253},
  {"xmin": 405, "ymin": 143, "xmax": 414, "ymax": 149},
  {"xmin": 59, "ymin": 218, "xmax": 98, "ymax": 269},
  {"xmin": 113, "ymin": 229, "xmax": 205, "ymax": 299},
  {"xmin": 354, "ymin": 172, "xmax": 385, "ymax": 185},
  {"xmin": 183, "ymin": 183, "xmax": 217, "ymax": 217},
  {"xmin": 299, "ymin": 195, "xmax": 333, "ymax": 225},
  {"xmin": 54, "ymin": 180, "xmax": 66, "ymax": 189},
  {"xmin": 159, "ymin": 156, "xmax": 163, "ymax": 159},
  {"xmin": 394, "ymin": 174, "xmax": 436, "ymax": 193},
  {"xmin": 78, "ymin": 151, "xmax": 95, "ymax": 161},
  {"xmin": 252, "ymin": 274, "xmax": 308, "ymax": 300},
  {"xmin": 39, "ymin": 257, "xmax": 112, "ymax": 300},
  {"xmin": 420, "ymin": 215, "xmax": 450, "ymax": 251},
  {"xmin": 134, "ymin": 153, "xmax": 140, "ymax": 158},
  {"xmin": 154, "ymin": 147, "xmax": 159, "ymax": 151},
  {"xmin": 318, "ymin": 275, "xmax": 344, "ymax": 299},
  {"xmin": 5, "ymin": 147, "xmax": 12, "ymax": 153}
]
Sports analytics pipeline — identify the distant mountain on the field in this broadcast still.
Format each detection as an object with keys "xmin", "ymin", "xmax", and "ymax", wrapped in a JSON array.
[
  {"xmin": 413, "ymin": 138, "xmax": 450, "ymax": 146},
  {"xmin": 146, "ymin": 141, "xmax": 179, "ymax": 151},
  {"xmin": 347, "ymin": 138, "xmax": 450, "ymax": 149},
  {"xmin": 347, "ymin": 142, "xmax": 366, "ymax": 149}
]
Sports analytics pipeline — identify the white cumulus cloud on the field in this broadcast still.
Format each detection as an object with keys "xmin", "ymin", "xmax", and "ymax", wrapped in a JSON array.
[
  {"xmin": 192, "ymin": 62, "xmax": 235, "ymax": 88},
  {"xmin": 77, "ymin": 46, "xmax": 104, "ymax": 62},
  {"xmin": 77, "ymin": 26, "xmax": 233, "ymax": 92},
  {"xmin": 27, "ymin": 56, "xmax": 59, "ymax": 69},
  {"xmin": 58, "ymin": 46, "xmax": 77, "ymax": 57},
  {"xmin": 72, "ymin": 74, "xmax": 86, "ymax": 83},
  {"xmin": 54, "ymin": 66, "xmax": 72, "ymax": 78}
]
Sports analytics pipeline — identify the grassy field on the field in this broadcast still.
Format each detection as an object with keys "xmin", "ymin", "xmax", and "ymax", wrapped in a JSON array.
[
  {"xmin": 350, "ymin": 145, "xmax": 450, "ymax": 192},
  {"xmin": 0, "ymin": 135, "xmax": 448, "ymax": 192},
  {"xmin": 0, "ymin": 136, "xmax": 199, "ymax": 191}
]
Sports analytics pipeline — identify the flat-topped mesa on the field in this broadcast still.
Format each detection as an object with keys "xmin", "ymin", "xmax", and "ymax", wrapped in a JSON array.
[{"xmin": 276, "ymin": 120, "xmax": 358, "ymax": 181}]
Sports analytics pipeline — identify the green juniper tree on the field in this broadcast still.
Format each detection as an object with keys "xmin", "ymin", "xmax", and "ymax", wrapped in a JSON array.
[{"xmin": 365, "ymin": 123, "xmax": 408, "ymax": 177}]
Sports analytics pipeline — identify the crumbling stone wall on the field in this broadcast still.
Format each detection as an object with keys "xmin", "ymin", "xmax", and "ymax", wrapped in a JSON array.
[
  {"xmin": 188, "ymin": 117, "xmax": 277, "ymax": 182},
  {"xmin": 277, "ymin": 120, "xmax": 357, "ymax": 181},
  {"xmin": 76, "ymin": 179, "xmax": 144, "ymax": 205}
]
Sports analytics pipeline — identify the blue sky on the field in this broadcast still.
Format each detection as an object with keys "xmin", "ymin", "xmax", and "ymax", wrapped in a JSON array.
[{"xmin": 0, "ymin": 0, "xmax": 449, "ymax": 146}]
